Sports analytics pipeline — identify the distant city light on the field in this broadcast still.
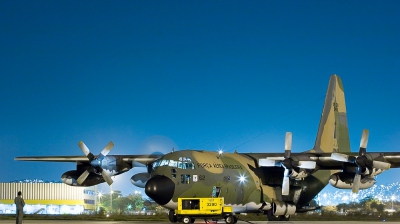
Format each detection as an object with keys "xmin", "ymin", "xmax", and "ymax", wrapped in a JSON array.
[
  {"xmin": 317, "ymin": 182, "xmax": 400, "ymax": 206},
  {"xmin": 10, "ymin": 179, "xmax": 61, "ymax": 183}
]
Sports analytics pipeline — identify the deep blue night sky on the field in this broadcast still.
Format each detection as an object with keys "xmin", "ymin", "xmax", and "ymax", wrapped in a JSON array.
[{"xmin": 1, "ymin": 1, "xmax": 400, "ymax": 196}]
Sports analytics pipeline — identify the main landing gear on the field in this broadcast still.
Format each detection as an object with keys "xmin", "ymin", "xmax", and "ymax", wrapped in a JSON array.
[{"xmin": 266, "ymin": 209, "xmax": 290, "ymax": 221}]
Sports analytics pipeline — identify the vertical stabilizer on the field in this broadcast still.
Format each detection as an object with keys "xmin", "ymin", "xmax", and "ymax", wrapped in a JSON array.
[{"xmin": 311, "ymin": 74, "xmax": 350, "ymax": 153}]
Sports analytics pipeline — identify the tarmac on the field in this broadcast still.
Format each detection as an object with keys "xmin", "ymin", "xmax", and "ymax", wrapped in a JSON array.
[{"xmin": 0, "ymin": 221, "xmax": 398, "ymax": 224}]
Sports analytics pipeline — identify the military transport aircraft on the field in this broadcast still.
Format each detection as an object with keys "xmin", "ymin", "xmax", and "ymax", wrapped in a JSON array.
[{"xmin": 15, "ymin": 74, "xmax": 400, "ymax": 222}]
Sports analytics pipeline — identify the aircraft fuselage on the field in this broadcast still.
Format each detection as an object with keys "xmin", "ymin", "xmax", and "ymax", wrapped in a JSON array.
[{"xmin": 145, "ymin": 150, "xmax": 330, "ymax": 213}]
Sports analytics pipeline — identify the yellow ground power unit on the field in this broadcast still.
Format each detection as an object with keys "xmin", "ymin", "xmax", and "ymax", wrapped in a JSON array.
[{"xmin": 174, "ymin": 197, "xmax": 237, "ymax": 224}]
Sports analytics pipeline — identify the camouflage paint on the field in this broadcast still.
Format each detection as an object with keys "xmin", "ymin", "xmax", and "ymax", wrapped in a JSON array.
[
  {"xmin": 151, "ymin": 74, "xmax": 351, "ymax": 212},
  {"xmin": 312, "ymin": 74, "xmax": 350, "ymax": 154}
]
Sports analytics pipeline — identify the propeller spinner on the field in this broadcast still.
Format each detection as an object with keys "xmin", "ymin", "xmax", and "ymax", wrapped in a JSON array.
[{"xmin": 76, "ymin": 141, "xmax": 114, "ymax": 186}]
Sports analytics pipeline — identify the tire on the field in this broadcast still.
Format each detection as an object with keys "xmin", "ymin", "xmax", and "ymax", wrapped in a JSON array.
[
  {"xmin": 168, "ymin": 209, "xmax": 177, "ymax": 223},
  {"xmin": 225, "ymin": 215, "xmax": 234, "ymax": 224},
  {"xmin": 266, "ymin": 209, "xmax": 280, "ymax": 221},
  {"xmin": 280, "ymin": 215, "xmax": 290, "ymax": 221},
  {"xmin": 182, "ymin": 216, "xmax": 191, "ymax": 224},
  {"xmin": 233, "ymin": 215, "xmax": 238, "ymax": 223}
]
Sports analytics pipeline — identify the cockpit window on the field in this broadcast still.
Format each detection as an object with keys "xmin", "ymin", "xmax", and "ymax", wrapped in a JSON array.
[{"xmin": 153, "ymin": 157, "xmax": 195, "ymax": 170}]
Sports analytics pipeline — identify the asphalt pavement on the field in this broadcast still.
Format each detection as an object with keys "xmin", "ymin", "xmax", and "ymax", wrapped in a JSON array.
[{"xmin": 0, "ymin": 221, "xmax": 397, "ymax": 224}]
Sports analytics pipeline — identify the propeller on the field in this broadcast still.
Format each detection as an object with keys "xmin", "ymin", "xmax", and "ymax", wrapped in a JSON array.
[
  {"xmin": 331, "ymin": 129, "xmax": 391, "ymax": 193},
  {"xmin": 76, "ymin": 141, "xmax": 114, "ymax": 186},
  {"xmin": 352, "ymin": 130, "xmax": 369, "ymax": 193},
  {"xmin": 281, "ymin": 133, "xmax": 317, "ymax": 195},
  {"xmin": 261, "ymin": 132, "xmax": 316, "ymax": 196}
]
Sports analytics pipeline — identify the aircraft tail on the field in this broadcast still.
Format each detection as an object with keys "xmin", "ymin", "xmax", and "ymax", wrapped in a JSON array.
[{"xmin": 310, "ymin": 74, "xmax": 350, "ymax": 153}]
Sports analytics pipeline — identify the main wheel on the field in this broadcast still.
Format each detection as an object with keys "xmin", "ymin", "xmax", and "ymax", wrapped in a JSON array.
[
  {"xmin": 182, "ymin": 216, "xmax": 191, "ymax": 224},
  {"xmin": 266, "ymin": 209, "xmax": 280, "ymax": 221},
  {"xmin": 225, "ymin": 215, "xmax": 234, "ymax": 224},
  {"xmin": 168, "ymin": 209, "xmax": 177, "ymax": 223},
  {"xmin": 280, "ymin": 214, "xmax": 290, "ymax": 221}
]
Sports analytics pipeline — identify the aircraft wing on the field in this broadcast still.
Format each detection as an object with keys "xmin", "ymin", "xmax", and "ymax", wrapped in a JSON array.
[
  {"xmin": 310, "ymin": 152, "xmax": 400, "ymax": 169},
  {"xmin": 15, "ymin": 154, "xmax": 159, "ymax": 166},
  {"xmin": 15, "ymin": 156, "xmax": 89, "ymax": 162},
  {"xmin": 246, "ymin": 152, "xmax": 400, "ymax": 169},
  {"xmin": 379, "ymin": 153, "xmax": 400, "ymax": 168}
]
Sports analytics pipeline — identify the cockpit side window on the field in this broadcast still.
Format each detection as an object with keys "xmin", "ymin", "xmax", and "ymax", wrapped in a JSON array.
[
  {"xmin": 153, "ymin": 157, "xmax": 195, "ymax": 170},
  {"xmin": 181, "ymin": 174, "xmax": 191, "ymax": 184},
  {"xmin": 170, "ymin": 160, "xmax": 178, "ymax": 167}
]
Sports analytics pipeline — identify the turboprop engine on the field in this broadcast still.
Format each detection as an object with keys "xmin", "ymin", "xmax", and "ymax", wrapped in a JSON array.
[
  {"xmin": 61, "ymin": 170, "xmax": 105, "ymax": 186},
  {"xmin": 331, "ymin": 130, "xmax": 390, "ymax": 193},
  {"xmin": 259, "ymin": 132, "xmax": 316, "ymax": 195},
  {"xmin": 329, "ymin": 172, "xmax": 376, "ymax": 190}
]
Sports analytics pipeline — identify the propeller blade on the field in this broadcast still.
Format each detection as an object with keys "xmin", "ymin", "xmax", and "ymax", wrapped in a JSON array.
[
  {"xmin": 359, "ymin": 129, "xmax": 369, "ymax": 156},
  {"xmin": 78, "ymin": 141, "xmax": 95, "ymax": 160},
  {"xmin": 284, "ymin": 132, "xmax": 292, "ymax": 158},
  {"xmin": 282, "ymin": 169, "xmax": 290, "ymax": 196},
  {"xmin": 373, "ymin": 160, "xmax": 391, "ymax": 170},
  {"xmin": 78, "ymin": 141, "xmax": 90, "ymax": 156},
  {"xmin": 352, "ymin": 173, "xmax": 361, "ymax": 193},
  {"xmin": 77, "ymin": 170, "xmax": 90, "ymax": 185},
  {"xmin": 99, "ymin": 168, "xmax": 113, "ymax": 185},
  {"xmin": 298, "ymin": 161, "xmax": 316, "ymax": 169},
  {"xmin": 100, "ymin": 141, "xmax": 114, "ymax": 157},
  {"xmin": 331, "ymin": 152, "xmax": 351, "ymax": 162}
]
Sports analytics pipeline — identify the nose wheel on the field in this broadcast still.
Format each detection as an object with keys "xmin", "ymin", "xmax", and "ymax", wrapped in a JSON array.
[{"xmin": 169, "ymin": 209, "xmax": 177, "ymax": 223}]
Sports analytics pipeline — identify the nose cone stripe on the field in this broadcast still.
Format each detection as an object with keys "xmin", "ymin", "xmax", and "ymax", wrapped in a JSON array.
[{"xmin": 145, "ymin": 175, "xmax": 175, "ymax": 205}]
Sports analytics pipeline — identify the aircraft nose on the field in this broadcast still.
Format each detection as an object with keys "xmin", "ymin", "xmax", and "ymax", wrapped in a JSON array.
[{"xmin": 145, "ymin": 175, "xmax": 175, "ymax": 205}]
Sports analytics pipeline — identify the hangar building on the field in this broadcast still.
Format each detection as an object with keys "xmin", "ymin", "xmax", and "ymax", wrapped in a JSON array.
[{"xmin": 0, "ymin": 181, "xmax": 97, "ymax": 215}]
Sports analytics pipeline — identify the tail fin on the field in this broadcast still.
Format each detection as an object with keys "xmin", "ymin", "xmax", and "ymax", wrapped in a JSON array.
[{"xmin": 311, "ymin": 74, "xmax": 350, "ymax": 153}]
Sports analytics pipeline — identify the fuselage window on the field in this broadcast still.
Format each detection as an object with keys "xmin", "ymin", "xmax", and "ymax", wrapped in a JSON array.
[{"xmin": 181, "ymin": 174, "xmax": 191, "ymax": 184}]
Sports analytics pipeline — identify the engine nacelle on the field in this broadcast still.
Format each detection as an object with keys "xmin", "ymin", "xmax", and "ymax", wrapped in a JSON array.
[
  {"xmin": 61, "ymin": 170, "xmax": 105, "ymax": 186},
  {"xmin": 272, "ymin": 201, "xmax": 296, "ymax": 216},
  {"xmin": 130, "ymin": 172, "xmax": 151, "ymax": 188},
  {"xmin": 289, "ymin": 169, "xmax": 312, "ymax": 179},
  {"xmin": 329, "ymin": 172, "xmax": 376, "ymax": 189}
]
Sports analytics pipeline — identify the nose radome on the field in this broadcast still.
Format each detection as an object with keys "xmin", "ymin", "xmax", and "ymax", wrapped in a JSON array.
[{"xmin": 145, "ymin": 175, "xmax": 175, "ymax": 205}]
